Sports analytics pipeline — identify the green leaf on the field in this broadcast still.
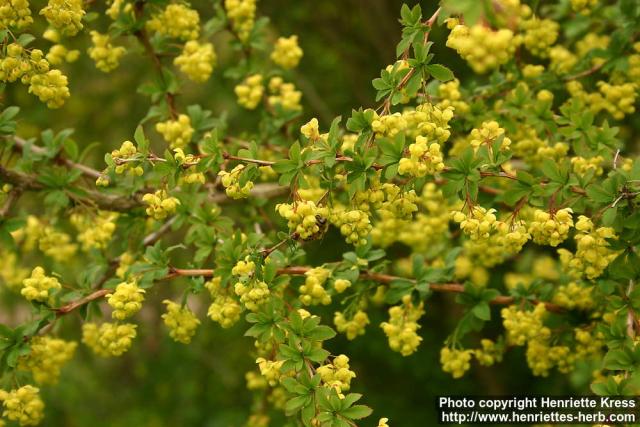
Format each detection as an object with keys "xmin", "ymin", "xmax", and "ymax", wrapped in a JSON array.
[
  {"xmin": 426, "ymin": 64, "xmax": 454, "ymax": 82},
  {"xmin": 603, "ymin": 348, "xmax": 633, "ymax": 370},
  {"xmin": 307, "ymin": 325, "xmax": 336, "ymax": 341},
  {"xmin": 340, "ymin": 404, "xmax": 373, "ymax": 420},
  {"xmin": 472, "ymin": 302, "xmax": 491, "ymax": 321}
]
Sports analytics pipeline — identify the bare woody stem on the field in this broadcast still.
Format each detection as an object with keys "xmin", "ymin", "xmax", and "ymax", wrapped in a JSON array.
[
  {"xmin": 133, "ymin": 1, "xmax": 178, "ymax": 119},
  {"xmin": 10, "ymin": 136, "xmax": 103, "ymax": 179},
  {"xmin": 55, "ymin": 289, "xmax": 110, "ymax": 316},
  {"xmin": 55, "ymin": 259, "xmax": 567, "ymax": 317},
  {"xmin": 161, "ymin": 265, "xmax": 565, "ymax": 312}
]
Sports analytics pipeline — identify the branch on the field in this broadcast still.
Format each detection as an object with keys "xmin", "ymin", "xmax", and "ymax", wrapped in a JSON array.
[
  {"xmin": 0, "ymin": 187, "xmax": 21, "ymax": 217},
  {"xmin": 55, "ymin": 289, "xmax": 110, "ymax": 316},
  {"xmin": 133, "ymin": 1, "xmax": 178, "ymax": 119},
  {"xmin": 11, "ymin": 136, "xmax": 102, "ymax": 180},
  {"xmin": 163, "ymin": 265, "xmax": 565, "ymax": 312},
  {"xmin": 223, "ymin": 152, "xmax": 384, "ymax": 170},
  {"xmin": 563, "ymin": 62, "xmax": 606, "ymax": 81}
]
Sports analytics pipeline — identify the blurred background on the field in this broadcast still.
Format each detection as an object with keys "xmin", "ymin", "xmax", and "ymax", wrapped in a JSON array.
[{"xmin": 1, "ymin": 0, "xmax": 597, "ymax": 425}]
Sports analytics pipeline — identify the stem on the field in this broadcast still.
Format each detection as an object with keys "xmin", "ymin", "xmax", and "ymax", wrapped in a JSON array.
[
  {"xmin": 10, "ymin": 136, "xmax": 102, "ymax": 179},
  {"xmin": 133, "ymin": 1, "xmax": 178, "ymax": 119},
  {"xmin": 55, "ymin": 289, "xmax": 110, "ymax": 316}
]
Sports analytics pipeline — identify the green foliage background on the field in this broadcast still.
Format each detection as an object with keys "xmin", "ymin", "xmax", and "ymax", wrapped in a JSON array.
[{"xmin": 3, "ymin": 0, "xmax": 634, "ymax": 425}]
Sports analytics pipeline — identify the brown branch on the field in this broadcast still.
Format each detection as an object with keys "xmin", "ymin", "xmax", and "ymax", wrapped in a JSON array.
[
  {"xmin": 223, "ymin": 152, "xmax": 384, "ymax": 171},
  {"xmin": 160, "ymin": 265, "xmax": 564, "ymax": 312},
  {"xmin": 54, "ymin": 258, "xmax": 567, "ymax": 319},
  {"xmin": 55, "ymin": 289, "xmax": 110, "ymax": 316},
  {"xmin": 0, "ymin": 187, "xmax": 21, "ymax": 217},
  {"xmin": 10, "ymin": 136, "xmax": 102, "ymax": 179},
  {"xmin": 133, "ymin": 2, "xmax": 178, "ymax": 118},
  {"xmin": 563, "ymin": 62, "xmax": 606, "ymax": 81}
]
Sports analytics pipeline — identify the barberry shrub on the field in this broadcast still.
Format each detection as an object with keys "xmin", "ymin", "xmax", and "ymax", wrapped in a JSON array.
[{"xmin": 0, "ymin": 0, "xmax": 639, "ymax": 425}]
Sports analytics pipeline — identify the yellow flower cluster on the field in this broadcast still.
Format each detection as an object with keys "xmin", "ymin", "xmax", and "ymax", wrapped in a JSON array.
[
  {"xmin": 106, "ymin": 280, "xmax": 145, "ymax": 320},
  {"xmin": 436, "ymin": 79, "xmax": 469, "ymax": 114},
  {"xmin": 501, "ymin": 303, "xmax": 550, "ymax": 346},
  {"xmin": 156, "ymin": 114, "xmax": 194, "ymax": 149},
  {"xmin": 28, "ymin": 69, "xmax": 69, "ymax": 108},
  {"xmin": 172, "ymin": 148, "xmax": 204, "ymax": 184},
  {"xmin": 70, "ymin": 211, "xmax": 118, "ymax": 251},
  {"xmin": 235, "ymin": 74, "xmax": 264, "ymax": 109},
  {"xmin": 558, "ymin": 216, "xmax": 617, "ymax": 280},
  {"xmin": 474, "ymin": 339, "xmax": 503, "ymax": 366},
  {"xmin": 21, "ymin": 267, "xmax": 60, "ymax": 303},
  {"xmin": 38, "ymin": 226, "xmax": 77, "ymax": 261},
  {"xmin": 333, "ymin": 279, "xmax": 351, "ymax": 294},
  {"xmin": 219, "ymin": 164, "xmax": 254, "ymax": 199},
  {"xmin": 571, "ymin": 0, "xmax": 598, "ymax": 14},
  {"xmin": 522, "ymin": 64, "xmax": 544, "ymax": 79},
  {"xmin": 174, "ymin": 40, "xmax": 216, "ymax": 83},
  {"xmin": 18, "ymin": 337, "xmax": 77, "ymax": 384},
  {"xmin": 353, "ymin": 174, "xmax": 384, "ymax": 212},
  {"xmin": 378, "ymin": 418, "xmax": 390, "ymax": 427},
  {"xmin": 270, "ymin": 35, "xmax": 303, "ymax": 69},
  {"xmin": 528, "ymin": 208, "xmax": 573, "ymax": 247},
  {"xmin": 317, "ymin": 355, "xmax": 356, "ymax": 397},
  {"xmin": 205, "ymin": 277, "xmax": 242, "ymax": 328},
  {"xmin": 39, "ymin": 0, "xmax": 84, "ymax": 36},
  {"xmin": 0, "ymin": 0, "xmax": 33, "ymax": 29},
  {"xmin": 224, "ymin": 0, "xmax": 256, "ymax": 42},
  {"xmin": 574, "ymin": 328, "xmax": 604, "ymax": 358},
  {"xmin": 519, "ymin": 18, "xmax": 558, "ymax": 57},
  {"xmin": 526, "ymin": 339, "xmax": 573, "ymax": 376},
  {"xmin": 110, "ymin": 140, "xmax": 143, "ymax": 176},
  {"xmin": 256, "ymin": 357, "xmax": 284, "ymax": 386},
  {"xmin": 549, "ymin": 46, "xmax": 577, "ymax": 74},
  {"xmin": 267, "ymin": 77, "xmax": 302, "ymax": 111},
  {"xmin": 381, "ymin": 295, "xmax": 424, "ymax": 356},
  {"xmin": 147, "ymin": 3, "xmax": 199, "ymax": 41},
  {"xmin": 571, "ymin": 156, "xmax": 604, "ymax": 177},
  {"xmin": 45, "ymin": 44, "xmax": 79, "ymax": 65},
  {"xmin": 116, "ymin": 252, "xmax": 135, "ymax": 278},
  {"xmin": 161, "ymin": 300, "xmax": 200, "ymax": 344},
  {"xmin": 458, "ymin": 217, "xmax": 530, "ymax": 268},
  {"xmin": 469, "ymin": 121, "xmax": 511, "ymax": 151},
  {"xmin": 371, "ymin": 104, "xmax": 454, "ymax": 143},
  {"xmin": 82, "ymin": 322, "xmax": 137, "ymax": 357},
  {"xmin": 300, "ymin": 117, "xmax": 320, "ymax": 139},
  {"xmin": 245, "ymin": 370, "xmax": 267, "ymax": 390},
  {"xmin": 511, "ymin": 126, "xmax": 562, "ymax": 165},
  {"xmin": 372, "ymin": 183, "xmax": 450, "ymax": 251},
  {"xmin": 452, "ymin": 207, "xmax": 497, "ymax": 241},
  {"xmin": 378, "ymin": 184, "xmax": 419, "ymax": 221},
  {"xmin": 299, "ymin": 267, "xmax": 331, "ymax": 305},
  {"xmin": 455, "ymin": 256, "xmax": 489, "ymax": 287},
  {"xmin": 330, "ymin": 208, "xmax": 371, "ymax": 246},
  {"xmin": 446, "ymin": 23, "xmax": 519, "ymax": 74},
  {"xmin": 276, "ymin": 200, "xmax": 328, "ymax": 240},
  {"xmin": 232, "ymin": 257, "xmax": 255, "ymax": 277},
  {"xmin": 87, "ymin": 31, "xmax": 126, "ymax": 72},
  {"xmin": 0, "ymin": 250, "xmax": 29, "ymax": 291},
  {"xmin": 334, "ymin": 310, "xmax": 369, "ymax": 340},
  {"xmin": 595, "ymin": 81, "xmax": 637, "ymax": 120},
  {"xmin": 0, "ymin": 385, "xmax": 44, "ymax": 426},
  {"xmin": 567, "ymin": 80, "xmax": 637, "ymax": 120},
  {"xmin": 0, "ymin": 44, "xmax": 47, "ymax": 83},
  {"xmin": 105, "ymin": 0, "xmax": 132, "ymax": 19},
  {"xmin": 552, "ymin": 282, "xmax": 594, "ymax": 310},
  {"xmin": 440, "ymin": 347, "xmax": 473, "ymax": 378},
  {"xmin": 231, "ymin": 258, "xmax": 270, "ymax": 311},
  {"xmin": 142, "ymin": 190, "xmax": 180, "ymax": 220},
  {"xmin": 397, "ymin": 136, "xmax": 445, "ymax": 177}
]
